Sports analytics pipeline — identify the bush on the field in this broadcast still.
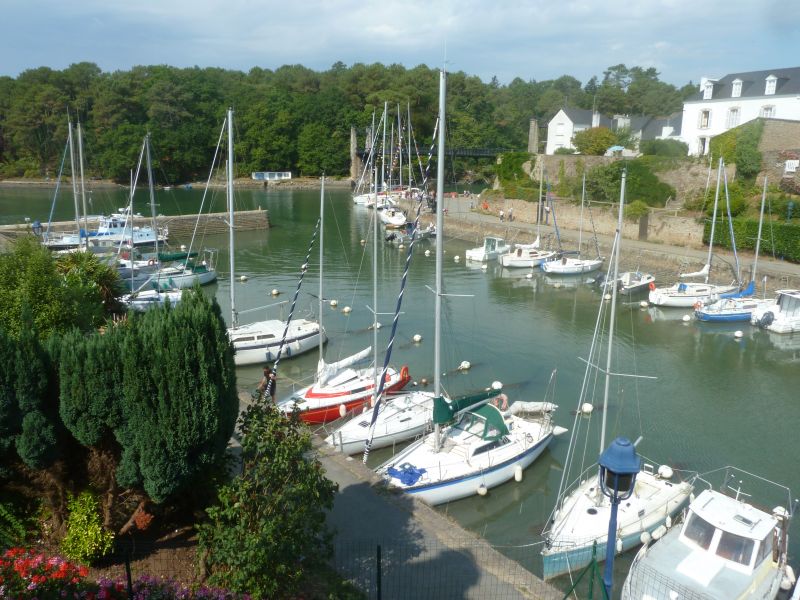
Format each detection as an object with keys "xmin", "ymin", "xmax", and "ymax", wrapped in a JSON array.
[
  {"xmin": 709, "ymin": 119, "xmax": 764, "ymax": 179},
  {"xmin": 705, "ymin": 218, "xmax": 800, "ymax": 263},
  {"xmin": 0, "ymin": 502, "xmax": 27, "ymax": 547},
  {"xmin": 554, "ymin": 147, "xmax": 575, "ymax": 155},
  {"xmin": 585, "ymin": 160, "xmax": 675, "ymax": 207},
  {"xmin": 640, "ymin": 139, "xmax": 689, "ymax": 157},
  {"xmin": 60, "ymin": 491, "xmax": 114, "ymax": 564},
  {"xmin": 625, "ymin": 200, "xmax": 650, "ymax": 221},
  {"xmin": 573, "ymin": 127, "xmax": 617, "ymax": 155}
]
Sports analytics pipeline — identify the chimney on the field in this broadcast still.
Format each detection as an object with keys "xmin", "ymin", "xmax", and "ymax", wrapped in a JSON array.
[{"xmin": 592, "ymin": 110, "xmax": 600, "ymax": 128}]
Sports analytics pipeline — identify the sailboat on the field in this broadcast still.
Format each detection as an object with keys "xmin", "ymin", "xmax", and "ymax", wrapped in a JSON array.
[
  {"xmin": 696, "ymin": 177, "xmax": 773, "ymax": 322},
  {"xmin": 277, "ymin": 175, "xmax": 410, "ymax": 423},
  {"xmin": 621, "ymin": 466, "xmax": 794, "ymax": 600},
  {"xmin": 541, "ymin": 169, "xmax": 695, "ymax": 580},
  {"xmin": 542, "ymin": 174, "xmax": 604, "ymax": 275},
  {"xmin": 221, "ymin": 108, "xmax": 324, "ymax": 366},
  {"xmin": 649, "ymin": 158, "xmax": 737, "ymax": 307},
  {"xmin": 375, "ymin": 70, "xmax": 565, "ymax": 506}
]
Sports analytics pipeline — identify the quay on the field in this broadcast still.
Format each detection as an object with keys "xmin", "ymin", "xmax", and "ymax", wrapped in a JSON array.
[{"xmin": 0, "ymin": 209, "xmax": 269, "ymax": 245}]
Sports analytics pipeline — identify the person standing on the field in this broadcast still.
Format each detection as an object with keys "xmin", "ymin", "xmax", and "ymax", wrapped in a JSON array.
[
  {"xmin": 507, "ymin": 206, "xmax": 514, "ymax": 222},
  {"xmin": 258, "ymin": 364, "xmax": 277, "ymax": 402},
  {"xmin": 499, "ymin": 209, "xmax": 505, "ymax": 222}
]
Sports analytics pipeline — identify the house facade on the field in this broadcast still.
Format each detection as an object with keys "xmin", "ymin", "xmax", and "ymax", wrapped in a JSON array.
[
  {"xmin": 544, "ymin": 108, "xmax": 682, "ymax": 155},
  {"xmin": 681, "ymin": 67, "xmax": 800, "ymax": 156}
]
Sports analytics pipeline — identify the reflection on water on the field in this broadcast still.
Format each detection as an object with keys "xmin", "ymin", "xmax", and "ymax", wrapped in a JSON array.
[{"xmin": 3, "ymin": 185, "xmax": 800, "ymax": 587}]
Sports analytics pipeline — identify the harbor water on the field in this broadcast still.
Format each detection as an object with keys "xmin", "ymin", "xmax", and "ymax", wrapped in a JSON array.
[{"xmin": 3, "ymin": 184, "xmax": 800, "ymax": 591}]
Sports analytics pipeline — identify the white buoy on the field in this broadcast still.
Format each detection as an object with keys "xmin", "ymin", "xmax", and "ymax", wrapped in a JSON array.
[
  {"xmin": 239, "ymin": 275, "xmax": 248, "ymax": 282},
  {"xmin": 734, "ymin": 330, "xmax": 743, "ymax": 339},
  {"xmin": 481, "ymin": 263, "xmax": 488, "ymax": 270},
  {"xmin": 454, "ymin": 255, "xmax": 460, "ymax": 262},
  {"xmin": 682, "ymin": 314, "xmax": 691, "ymax": 322},
  {"xmin": 604, "ymin": 293, "xmax": 612, "ymax": 301},
  {"xmin": 338, "ymin": 404, "xmax": 346, "ymax": 418},
  {"xmin": 398, "ymin": 244, "xmax": 405, "ymax": 249},
  {"xmin": 554, "ymin": 282, "xmax": 562, "ymax": 289},
  {"xmin": 360, "ymin": 239, "xmax": 366, "ymax": 245},
  {"xmin": 640, "ymin": 301, "xmax": 648, "ymax": 308},
  {"xmin": 514, "ymin": 465, "xmax": 523, "ymax": 482},
  {"xmin": 477, "ymin": 484, "xmax": 488, "ymax": 496},
  {"xmin": 526, "ymin": 273, "xmax": 533, "ymax": 279},
  {"xmin": 491, "ymin": 380, "xmax": 503, "ymax": 390},
  {"xmin": 458, "ymin": 360, "xmax": 471, "ymax": 371},
  {"xmin": 180, "ymin": 244, "xmax": 187, "ymax": 251},
  {"xmin": 271, "ymin": 289, "xmax": 280, "ymax": 296},
  {"xmin": 330, "ymin": 299, "xmax": 338, "ymax": 308},
  {"xmin": 581, "ymin": 403, "xmax": 594, "ymax": 415},
  {"xmin": 657, "ymin": 465, "xmax": 674, "ymax": 480},
  {"xmin": 640, "ymin": 531, "xmax": 652, "ymax": 545},
  {"xmin": 412, "ymin": 334, "xmax": 423, "ymax": 343},
  {"xmin": 342, "ymin": 306, "xmax": 352, "ymax": 314},
  {"xmin": 420, "ymin": 377, "xmax": 428, "ymax": 386},
  {"xmin": 425, "ymin": 249, "xmax": 431, "ymax": 257}
]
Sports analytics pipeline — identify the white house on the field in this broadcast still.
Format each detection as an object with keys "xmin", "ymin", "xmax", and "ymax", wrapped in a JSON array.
[
  {"xmin": 681, "ymin": 66, "xmax": 800, "ymax": 156},
  {"xmin": 544, "ymin": 108, "xmax": 682, "ymax": 155}
]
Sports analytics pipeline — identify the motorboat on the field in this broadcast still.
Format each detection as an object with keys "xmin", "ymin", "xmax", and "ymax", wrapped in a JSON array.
[
  {"xmin": 465, "ymin": 236, "xmax": 510, "ymax": 262},
  {"xmin": 616, "ymin": 271, "xmax": 655, "ymax": 295},
  {"xmin": 751, "ymin": 289, "xmax": 800, "ymax": 333}
]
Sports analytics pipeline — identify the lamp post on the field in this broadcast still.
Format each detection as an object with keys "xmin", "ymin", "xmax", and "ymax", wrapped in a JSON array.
[{"xmin": 598, "ymin": 436, "xmax": 641, "ymax": 598}]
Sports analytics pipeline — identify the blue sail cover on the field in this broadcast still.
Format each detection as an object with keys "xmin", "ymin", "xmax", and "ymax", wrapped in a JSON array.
[{"xmin": 720, "ymin": 280, "xmax": 755, "ymax": 299}]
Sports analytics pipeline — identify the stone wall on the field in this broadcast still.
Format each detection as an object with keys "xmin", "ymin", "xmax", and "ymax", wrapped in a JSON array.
[{"xmin": 758, "ymin": 119, "xmax": 800, "ymax": 189}]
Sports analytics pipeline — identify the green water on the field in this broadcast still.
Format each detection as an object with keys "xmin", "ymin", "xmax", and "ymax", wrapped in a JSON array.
[{"xmin": 3, "ymin": 185, "xmax": 800, "ymax": 588}]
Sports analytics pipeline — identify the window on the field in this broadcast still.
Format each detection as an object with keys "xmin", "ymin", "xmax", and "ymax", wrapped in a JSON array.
[
  {"xmin": 698, "ymin": 137, "xmax": 708, "ymax": 155},
  {"xmin": 761, "ymin": 105, "xmax": 776, "ymax": 118},
  {"xmin": 765, "ymin": 75, "xmax": 777, "ymax": 95},
  {"xmin": 726, "ymin": 107, "xmax": 740, "ymax": 129},
  {"xmin": 716, "ymin": 531, "xmax": 755, "ymax": 566},
  {"xmin": 683, "ymin": 512, "xmax": 716, "ymax": 550},
  {"xmin": 699, "ymin": 110, "xmax": 711, "ymax": 129},
  {"xmin": 731, "ymin": 79, "xmax": 742, "ymax": 98},
  {"xmin": 757, "ymin": 532, "xmax": 774, "ymax": 565},
  {"xmin": 786, "ymin": 160, "xmax": 799, "ymax": 174},
  {"xmin": 703, "ymin": 83, "xmax": 713, "ymax": 100}
]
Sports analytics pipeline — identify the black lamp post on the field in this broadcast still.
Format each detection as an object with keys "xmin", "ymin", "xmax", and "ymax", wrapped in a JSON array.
[{"xmin": 598, "ymin": 436, "xmax": 641, "ymax": 598}]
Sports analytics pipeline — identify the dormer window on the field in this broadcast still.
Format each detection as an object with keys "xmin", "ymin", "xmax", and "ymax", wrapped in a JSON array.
[
  {"xmin": 703, "ymin": 83, "xmax": 714, "ymax": 100},
  {"xmin": 731, "ymin": 79, "xmax": 742, "ymax": 98},
  {"xmin": 765, "ymin": 75, "xmax": 777, "ymax": 95}
]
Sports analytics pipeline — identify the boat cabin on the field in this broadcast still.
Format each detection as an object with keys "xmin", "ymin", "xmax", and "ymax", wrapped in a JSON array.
[
  {"xmin": 775, "ymin": 289, "xmax": 800, "ymax": 317},
  {"xmin": 483, "ymin": 237, "xmax": 506, "ymax": 253}
]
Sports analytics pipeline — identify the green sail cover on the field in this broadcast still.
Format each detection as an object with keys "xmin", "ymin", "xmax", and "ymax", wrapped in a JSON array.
[
  {"xmin": 471, "ymin": 404, "xmax": 509, "ymax": 440},
  {"xmin": 432, "ymin": 388, "xmax": 502, "ymax": 426},
  {"xmin": 158, "ymin": 251, "xmax": 198, "ymax": 262}
]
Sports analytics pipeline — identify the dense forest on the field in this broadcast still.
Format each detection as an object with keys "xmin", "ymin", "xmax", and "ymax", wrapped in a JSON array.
[{"xmin": 0, "ymin": 62, "xmax": 696, "ymax": 183}]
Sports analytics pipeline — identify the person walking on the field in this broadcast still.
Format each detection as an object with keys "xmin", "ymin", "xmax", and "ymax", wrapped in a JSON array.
[
  {"xmin": 508, "ymin": 206, "xmax": 514, "ymax": 222},
  {"xmin": 499, "ymin": 209, "xmax": 505, "ymax": 222}
]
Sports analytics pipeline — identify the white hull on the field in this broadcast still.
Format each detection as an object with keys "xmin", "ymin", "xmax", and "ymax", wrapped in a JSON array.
[
  {"xmin": 122, "ymin": 289, "xmax": 182, "ymax": 311},
  {"xmin": 500, "ymin": 248, "xmax": 556, "ymax": 268},
  {"xmin": 617, "ymin": 271, "xmax": 655, "ymax": 295},
  {"xmin": 325, "ymin": 390, "xmax": 434, "ymax": 455},
  {"xmin": 465, "ymin": 237, "xmax": 511, "ymax": 262},
  {"xmin": 541, "ymin": 256, "xmax": 604, "ymax": 275},
  {"xmin": 751, "ymin": 289, "xmax": 800, "ymax": 333},
  {"xmin": 380, "ymin": 209, "xmax": 407, "ymax": 228},
  {"xmin": 648, "ymin": 283, "xmax": 737, "ymax": 307},
  {"xmin": 542, "ymin": 468, "xmax": 692, "ymax": 579},
  {"xmin": 150, "ymin": 266, "xmax": 218, "ymax": 289},
  {"xmin": 229, "ymin": 318, "xmax": 324, "ymax": 366}
]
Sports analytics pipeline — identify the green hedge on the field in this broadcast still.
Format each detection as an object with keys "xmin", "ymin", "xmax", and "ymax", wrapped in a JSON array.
[
  {"xmin": 708, "ymin": 119, "xmax": 764, "ymax": 179},
  {"xmin": 704, "ymin": 218, "xmax": 800, "ymax": 263}
]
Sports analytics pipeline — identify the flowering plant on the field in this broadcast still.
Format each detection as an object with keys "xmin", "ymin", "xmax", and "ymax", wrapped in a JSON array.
[{"xmin": 0, "ymin": 546, "xmax": 90, "ymax": 598}]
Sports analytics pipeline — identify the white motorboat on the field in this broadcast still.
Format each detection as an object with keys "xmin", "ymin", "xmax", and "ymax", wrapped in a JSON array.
[
  {"xmin": 499, "ymin": 239, "xmax": 556, "ymax": 268},
  {"xmin": 465, "ymin": 236, "xmax": 510, "ymax": 262},
  {"xmin": 751, "ymin": 289, "xmax": 800, "ymax": 333},
  {"xmin": 542, "ymin": 169, "xmax": 694, "ymax": 580},
  {"xmin": 616, "ymin": 271, "xmax": 655, "ymax": 295},
  {"xmin": 121, "ymin": 289, "xmax": 183, "ymax": 311},
  {"xmin": 622, "ymin": 467, "xmax": 794, "ymax": 600},
  {"xmin": 217, "ymin": 109, "xmax": 324, "ymax": 366},
  {"xmin": 380, "ymin": 207, "xmax": 407, "ymax": 228}
]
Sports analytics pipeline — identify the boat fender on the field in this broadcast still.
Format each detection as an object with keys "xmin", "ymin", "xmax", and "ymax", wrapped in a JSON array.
[
  {"xmin": 339, "ymin": 404, "xmax": 347, "ymax": 418},
  {"xmin": 665, "ymin": 515, "xmax": 672, "ymax": 529},
  {"xmin": 657, "ymin": 465, "xmax": 673, "ymax": 480},
  {"xmin": 477, "ymin": 484, "xmax": 488, "ymax": 496},
  {"xmin": 514, "ymin": 465, "xmax": 523, "ymax": 482},
  {"xmin": 648, "ymin": 281, "xmax": 656, "ymax": 291},
  {"xmin": 640, "ymin": 531, "xmax": 652, "ymax": 545},
  {"xmin": 652, "ymin": 525, "xmax": 667, "ymax": 540},
  {"xmin": 148, "ymin": 258, "xmax": 156, "ymax": 266},
  {"xmin": 780, "ymin": 565, "xmax": 796, "ymax": 591},
  {"xmin": 615, "ymin": 538, "xmax": 623, "ymax": 554}
]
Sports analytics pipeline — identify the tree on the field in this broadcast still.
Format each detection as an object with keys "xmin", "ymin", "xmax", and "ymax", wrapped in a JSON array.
[
  {"xmin": 572, "ymin": 127, "xmax": 617, "ymax": 155},
  {"xmin": 199, "ymin": 402, "xmax": 337, "ymax": 598}
]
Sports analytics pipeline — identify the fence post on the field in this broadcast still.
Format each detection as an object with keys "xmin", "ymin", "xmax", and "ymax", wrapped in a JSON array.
[
  {"xmin": 376, "ymin": 544, "xmax": 382, "ymax": 600},
  {"xmin": 125, "ymin": 548, "xmax": 133, "ymax": 599}
]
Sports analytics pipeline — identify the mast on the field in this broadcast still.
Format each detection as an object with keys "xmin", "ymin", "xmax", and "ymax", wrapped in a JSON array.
[
  {"xmin": 145, "ymin": 134, "xmax": 159, "ymax": 259},
  {"xmin": 319, "ymin": 176, "xmax": 325, "ymax": 364},
  {"xmin": 407, "ymin": 102, "xmax": 412, "ymax": 187},
  {"xmin": 578, "ymin": 173, "xmax": 586, "ymax": 257},
  {"xmin": 67, "ymin": 120, "xmax": 81, "ymax": 247},
  {"xmin": 434, "ymin": 69, "xmax": 446, "ymax": 449},
  {"xmin": 397, "ymin": 104, "xmax": 403, "ymax": 191},
  {"xmin": 381, "ymin": 101, "xmax": 388, "ymax": 192},
  {"xmin": 227, "ymin": 108, "xmax": 237, "ymax": 328},
  {"xmin": 753, "ymin": 177, "xmax": 767, "ymax": 283},
  {"xmin": 76, "ymin": 121, "xmax": 89, "ymax": 245},
  {"xmin": 705, "ymin": 158, "xmax": 723, "ymax": 283},
  {"xmin": 598, "ymin": 169, "xmax": 627, "ymax": 453}
]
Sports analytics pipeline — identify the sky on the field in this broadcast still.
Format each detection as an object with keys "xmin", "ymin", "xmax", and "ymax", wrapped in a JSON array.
[{"xmin": 1, "ymin": 0, "xmax": 798, "ymax": 87}]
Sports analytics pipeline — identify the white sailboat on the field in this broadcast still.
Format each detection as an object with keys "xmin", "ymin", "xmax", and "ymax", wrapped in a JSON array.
[
  {"xmin": 221, "ymin": 108, "xmax": 324, "ymax": 367},
  {"xmin": 649, "ymin": 158, "xmax": 737, "ymax": 307},
  {"xmin": 622, "ymin": 466, "xmax": 794, "ymax": 600},
  {"xmin": 541, "ymin": 169, "xmax": 694, "ymax": 580},
  {"xmin": 499, "ymin": 237, "xmax": 556, "ymax": 268},
  {"xmin": 376, "ymin": 69, "xmax": 565, "ymax": 506},
  {"xmin": 542, "ymin": 174, "xmax": 604, "ymax": 275}
]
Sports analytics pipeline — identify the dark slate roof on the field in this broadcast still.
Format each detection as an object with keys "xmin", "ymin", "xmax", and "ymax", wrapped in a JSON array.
[
  {"xmin": 640, "ymin": 112, "xmax": 683, "ymax": 140},
  {"xmin": 562, "ymin": 107, "xmax": 612, "ymax": 128},
  {"xmin": 687, "ymin": 66, "xmax": 800, "ymax": 101}
]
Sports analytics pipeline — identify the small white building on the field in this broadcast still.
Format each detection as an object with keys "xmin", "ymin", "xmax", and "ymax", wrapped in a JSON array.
[
  {"xmin": 544, "ymin": 108, "xmax": 682, "ymax": 155},
  {"xmin": 682, "ymin": 66, "xmax": 800, "ymax": 156}
]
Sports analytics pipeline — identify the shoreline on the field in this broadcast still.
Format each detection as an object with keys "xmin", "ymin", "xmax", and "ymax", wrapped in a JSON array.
[{"xmin": 0, "ymin": 176, "xmax": 354, "ymax": 190}]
